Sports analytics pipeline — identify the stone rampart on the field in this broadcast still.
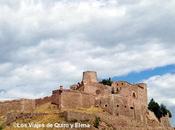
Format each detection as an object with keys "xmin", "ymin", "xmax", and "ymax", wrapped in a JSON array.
[
  {"xmin": 35, "ymin": 96, "xmax": 52, "ymax": 107},
  {"xmin": 60, "ymin": 90, "xmax": 95, "ymax": 109},
  {"xmin": 64, "ymin": 111, "xmax": 95, "ymax": 122},
  {"xmin": 6, "ymin": 113, "xmax": 48, "ymax": 125},
  {"xmin": 0, "ymin": 99, "xmax": 35, "ymax": 115}
]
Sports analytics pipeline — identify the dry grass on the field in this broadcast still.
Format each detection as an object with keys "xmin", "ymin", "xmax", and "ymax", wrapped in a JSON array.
[
  {"xmin": 3, "ymin": 103, "xmax": 101, "ymax": 130},
  {"xmin": 33, "ymin": 103, "xmax": 59, "ymax": 113},
  {"xmin": 3, "ymin": 103, "xmax": 64, "ymax": 130},
  {"xmin": 62, "ymin": 106, "xmax": 103, "ymax": 114},
  {"xmin": 4, "ymin": 127, "xmax": 66, "ymax": 130},
  {"xmin": 4, "ymin": 113, "xmax": 65, "ymax": 130},
  {"xmin": 0, "ymin": 115, "xmax": 5, "ymax": 127}
]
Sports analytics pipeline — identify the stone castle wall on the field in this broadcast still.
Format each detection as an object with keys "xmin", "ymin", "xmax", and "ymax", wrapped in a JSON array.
[
  {"xmin": 0, "ymin": 96, "xmax": 54, "ymax": 115},
  {"xmin": 35, "ymin": 96, "xmax": 52, "ymax": 107},
  {"xmin": 111, "ymin": 81, "xmax": 147, "ymax": 108},
  {"xmin": 60, "ymin": 90, "xmax": 95, "ymax": 109},
  {"xmin": 51, "ymin": 89, "xmax": 61, "ymax": 106},
  {"xmin": 96, "ymin": 95, "xmax": 144, "ymax": 120},
  {"xmin": 0, "ymin": 99, "xmax": 35, "ymax": 115},
  {"xmin": 65, "ymin": 111, "xmax": 95, "ymax": 122},
  {"xmin": 0, "ymin": 100, "xmax": 21, "ymax": 114},
  {"xmin": 6, "ymin": 113, "xmax": 48, "ymax": 125},
  {"xmin": 83, "ymin": 83, "xmax": 110, "ymax": 95},
  {"xmin": 21, "ymin": 99, "xmax": 36, "ymax": 112},
  {"xmin": 0, "ymin": 71, "xmax": 173, "ymax": 129}
]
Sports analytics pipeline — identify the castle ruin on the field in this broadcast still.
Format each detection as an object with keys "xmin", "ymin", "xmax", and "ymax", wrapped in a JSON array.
[{"xmin": 0, "ymin": 71, "xmax": 173, "ymax": 130}]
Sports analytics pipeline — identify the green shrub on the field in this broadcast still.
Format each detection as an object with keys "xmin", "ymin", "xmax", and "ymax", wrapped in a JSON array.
[
  {"xmin": 167, "ymin": 110, "xmax": 172, "ymax": 118},
  {"xmin": 160, "ymin": 104, "xmax": 172, "ymax": 118},
  {"xmin": 148, "ymin": 98, "xmax": 172, "ymax": 120},
  {"xmin": 93, "ymin": 116, "xmax": 100, "ymax": 128},
  {"xmin": 100, "ymin": 77, "xmax": 113, "ymax": 86}
]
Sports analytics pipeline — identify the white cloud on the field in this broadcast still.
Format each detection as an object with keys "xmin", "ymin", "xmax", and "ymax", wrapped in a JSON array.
[
  {"xmin": 144, "ymin": 73, "xmax": 175, "ymax": 126},
  {"xmin": 144, "ymin": 73, "xmax": 175, "ymax": 107},
  {"xmin": 0, "ymin": 0, "xmax": 175, "ymax": 125},
  {"xmin": 0, "ymin": 0, "xmax": 175, "ymax": 101}
]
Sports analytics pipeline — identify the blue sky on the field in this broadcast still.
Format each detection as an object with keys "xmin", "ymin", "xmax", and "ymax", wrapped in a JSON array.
[
  {"xmin": 112, "ymin": 64, "xmax": 175, "ymax": 83},
  {"xmin": 0, "ymin": 0, "xmax": 175, "ymax": 127}
]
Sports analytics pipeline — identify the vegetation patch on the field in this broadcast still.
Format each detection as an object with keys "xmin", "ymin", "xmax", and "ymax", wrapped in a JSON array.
[
  {"xmin": 100, "ymin": 77, "xmax": 113, "ymax": 86},
  {"xmin": 148, "ymin": 98, "xmax": 172, "ymax": 120},
  {"xmin": 93, "ymin": 116, "xmax": 100, "ymax": 128}
]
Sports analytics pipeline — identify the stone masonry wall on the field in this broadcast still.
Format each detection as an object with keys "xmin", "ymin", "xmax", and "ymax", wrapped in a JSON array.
[
  {"xmin": 35, "ymin": 96, "xmax": 52, "ymax": 107},
  {"xmin": 60, "ymin": 90, "xmax": 95, "ymax": 109},
  {"xmin": 97, "ymin": 95, "xmax": 135, "ymax": 118},
  {"xmin": 0, "ymin": 100, "xmax": 21, "ymax": 114},
  {"xmin": 0, "ymin": 99, "xmax": 35, "ymax": 115},
  {"xmin": 65, "ymin": 111, "xmax": 95, "ymax": 122},
  {"xmin": 111, "ymin": 81, "xmax": 147, "ymax": 108},
  {"xmin": 6, "ymin": 113, "xmax": 48, "ymax": 125},
  {"xmin": 51, "ymin": 89, "xmax": 61, "ymax": 106},
  {"xmin": 82, "ymin": 71, "xmax": 97, "ymax": 84}
]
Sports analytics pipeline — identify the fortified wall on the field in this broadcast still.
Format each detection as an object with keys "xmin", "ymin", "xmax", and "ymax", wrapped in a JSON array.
[
  {"xmin": 0, "ymin": 97, "xmax": 52, "ymax": 115},
  {"xmin": 0, "ymin": 71, "xmax": 173, "ymax": 129},
  {"xmin": 56, "ymin": 90, "xmax": 95, "ymax": 109},
  {"xmin": 0, "ymin": 99, "xmax": 35, "ymax": 115},
  {"xmin": 64, "ymin": 71, "xmax": 172, "ymax": 128}
]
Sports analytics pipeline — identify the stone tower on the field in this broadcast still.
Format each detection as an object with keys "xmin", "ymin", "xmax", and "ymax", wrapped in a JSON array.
[{"xmin": 82, "ymin": 71, "xmax": 97, "ymax": 84}]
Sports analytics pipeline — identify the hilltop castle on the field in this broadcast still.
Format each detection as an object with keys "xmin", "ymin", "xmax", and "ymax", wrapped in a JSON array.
[
  {"xmin": 52, "ymin": 71, "xmax": 148, "ymax": 119},
  {"xmin": 0, "ymin": 71, "xmax": 173, "ymax": 130}
]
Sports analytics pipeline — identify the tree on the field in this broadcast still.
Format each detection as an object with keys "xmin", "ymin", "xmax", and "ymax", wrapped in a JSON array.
[
  {"xmin": 167, "ymin": 110, "xmax": 172, "ymax": 118},
  {"xmin": 160, "ymin": 104, "xmax": 168, "ymax": 116},
  {"xmin": 160, "ymin": 104, "xmax": 172, "ymax": 118},
  {"xmin": 148, "ymin": 99, "xmax": 172, "ymax": 120},
  {"xmin": 148, "ymin": 99, "xmax": 162, "ymax": 119},
  {"xmin": 100, "ymin": 77, "xmax": 113, "ymax": 86},
  {"xmin": 0, "ymin": 125, "xmax": 2, "ymax": 130}
]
